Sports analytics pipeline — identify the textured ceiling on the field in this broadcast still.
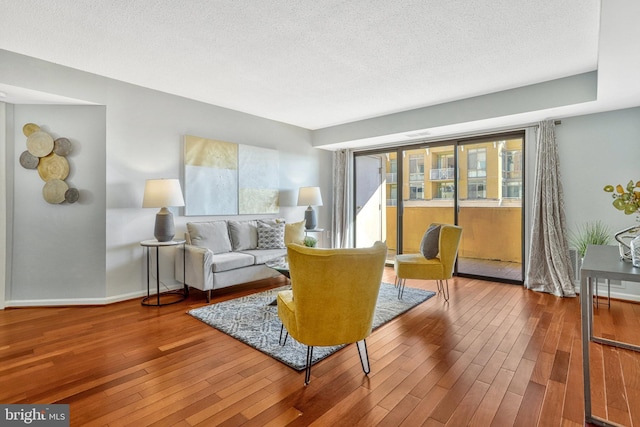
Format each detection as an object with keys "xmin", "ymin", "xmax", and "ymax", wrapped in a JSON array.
[{"xmin": 0, "ymin": 0, "xmax": 601, "ymax": 129}]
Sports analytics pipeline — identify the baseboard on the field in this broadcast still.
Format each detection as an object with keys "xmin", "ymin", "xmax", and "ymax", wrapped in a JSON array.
[
  {"xmin": 574, "ymin": 283, "xmax": 640, "ymax": 303},
  {"xmin": 4, "ymin": 285, "xmax": 184, "ymax": 307}
]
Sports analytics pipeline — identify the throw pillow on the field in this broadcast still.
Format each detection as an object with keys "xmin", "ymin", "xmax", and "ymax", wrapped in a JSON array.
[
  {"xmin": 228, "ymin": 220, "xmax": 258, "ymax": 251},
  {"xmin": 420, "ymin": 225, "xmax": 441, "ymax": 259},
  {"xmin": 284, "ymin": 220, "xmax": 306, "ymax": 245},
  {"xmin": 257, "ymin": 220, "xmax": 286, "ymax": 249},
  {"xmin": 187, "ymin": 221, "xmax": 233, "ymax": 254}
]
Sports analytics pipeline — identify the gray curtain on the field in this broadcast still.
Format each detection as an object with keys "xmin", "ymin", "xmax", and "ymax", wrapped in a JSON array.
[
  {"xmin": 525, "ymin": 120, "xmax": 576, "ymax": 297},
  {"xmin": 332, "ymin": 149, "xmax": 351, "ymax": 248}
]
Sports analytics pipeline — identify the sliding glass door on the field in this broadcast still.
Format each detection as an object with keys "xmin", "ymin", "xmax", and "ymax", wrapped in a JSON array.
[
  {"xmin": 354, "ymin": 131, "xmax": 524, "ymax": 283},
  {"xmin": 456, "ymin": 135, "xmax": 524, "ymax": 281},
  {"xmin": 355, "ymin": 151, "xmax": 395, "ymax": 263}
]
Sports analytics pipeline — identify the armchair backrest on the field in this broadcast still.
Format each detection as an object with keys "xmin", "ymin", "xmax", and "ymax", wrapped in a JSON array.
[
  {"xmin": 286, "ymin": 241, "xmax": 388, "ymax": 346},
  {"xmin": 433, "ymin": 223, "xmax": 463, "ymax": 279}
]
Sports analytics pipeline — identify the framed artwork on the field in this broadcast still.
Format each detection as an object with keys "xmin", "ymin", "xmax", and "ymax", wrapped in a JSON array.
[{"xmin": 184, "ymin": 135, "xmax": 279, "ymax": 215}]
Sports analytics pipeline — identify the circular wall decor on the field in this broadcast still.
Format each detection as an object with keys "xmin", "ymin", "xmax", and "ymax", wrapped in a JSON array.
[
  {"xmin": 64, "ymin": 188, "xmax": 79, "ymax": 204},
  {"xmin": 19, "ymin": 150, "xmax": 40, "ymax": 169},
  {"xmin": 26, "ymin": 131, "xmax": 54, "ymax": 157},
  {"xmin": 42, "ymin": 179, "xmax": 69, "ymax": 204},
  {"xmin": 22, "ymin": 123, "xmax": 41, "ymax": 137},
  {"xmin": 37, "ymin": 153, "xmax": 70, "ymax": 181},
  {"xmin": 53, "ymin": 137, "xmax": 72, "ymax": 156},
  {"xmin": 22, "ymin": 123, "xmax": 79, "ymax": 205}
]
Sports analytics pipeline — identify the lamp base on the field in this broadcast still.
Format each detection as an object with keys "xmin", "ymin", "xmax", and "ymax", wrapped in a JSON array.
[
  {"xmin": 304, "ymin": 206, "xmax": 317, "ymax": 230},
  {"xmin": 154, "ymin": 207, "xmax": 175, "ymax": 242}
]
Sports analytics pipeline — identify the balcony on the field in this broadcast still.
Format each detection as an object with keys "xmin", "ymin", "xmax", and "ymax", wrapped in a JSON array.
[
  {"xmin": 430, "ymin": 168, "xmax": 454, "ymax": 180},
  {"xmin": 386, "ymin": 172, "xmax": 397, "ymax": 183}
]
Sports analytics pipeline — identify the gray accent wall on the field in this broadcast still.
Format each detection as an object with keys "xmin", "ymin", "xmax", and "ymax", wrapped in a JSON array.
[{"xmin": 11, "ymin": 105, "xmax": 106, "ymax": 301}]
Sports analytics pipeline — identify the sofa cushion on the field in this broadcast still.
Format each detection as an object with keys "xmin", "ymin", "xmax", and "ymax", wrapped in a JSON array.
[
  {"xmin": 210, "ymin": 252, "xmax": 255, "ymax": 273},
  {"xmin": 284, "ymin": 220, "xmax": 306, "ymax": 245},
  {"xmin": 187, "ymin": 221, "xmax": 232, "ymax": 254},
  {"xmin": 228, "ymin": 220, "xmax": 258, "ymax": 251},
  {"xmin": 257, "ymin": 220, "xmax": 286, "ymax": 249},
  {"xmin": 240, "ymin": 248, "xmax": 287, "ymax": 265}
]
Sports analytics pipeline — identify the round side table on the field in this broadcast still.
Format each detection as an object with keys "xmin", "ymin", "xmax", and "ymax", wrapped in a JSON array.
[{"xmin": 140, "ymin": 239, "xmax": 187, "ymax": 306}]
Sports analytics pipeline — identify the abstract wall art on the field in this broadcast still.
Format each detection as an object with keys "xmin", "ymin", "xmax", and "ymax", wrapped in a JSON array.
[{"xmin": 183, "ymin": 135, "xmax": 279, "ymax": 216}]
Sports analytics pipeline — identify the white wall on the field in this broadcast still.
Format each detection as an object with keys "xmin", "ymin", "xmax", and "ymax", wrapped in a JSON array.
[
  {"xmin": 557, "ymin": 107, "xmax": 640, "ymax": 300},
  {"xmin": 1, "ymin": 50, "xmax": 332, "ymax": 306},
  {"xmin": 3, "ymin": 48, "xmax": 639, "ymax": 305}
]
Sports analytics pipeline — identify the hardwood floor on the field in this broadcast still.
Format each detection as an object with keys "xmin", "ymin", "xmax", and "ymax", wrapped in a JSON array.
[{"xmin": 1, "ymin": 268, "xmax": 639, "ymax": 426}]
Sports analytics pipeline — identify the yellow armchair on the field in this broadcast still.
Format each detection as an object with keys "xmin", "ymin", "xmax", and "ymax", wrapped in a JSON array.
[
  {"xmin": 394, "ymin": 223, "xmax": 462, "ymax": 301},
  {"xmin": 277, "ymin": 241, "xmax": 387, "ymax": 385}
]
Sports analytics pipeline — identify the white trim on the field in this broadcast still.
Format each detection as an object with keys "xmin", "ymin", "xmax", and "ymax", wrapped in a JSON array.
[{"xmin": 4, "ymin": 285, "xmax": 184, "ymax": 307}]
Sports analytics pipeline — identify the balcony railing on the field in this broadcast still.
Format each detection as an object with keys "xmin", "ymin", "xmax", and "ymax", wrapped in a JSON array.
[
  {"xmin": 430, "ymin": 168, "xmax": 454, "ymax": 180},
  {"xmin": 503, "ymin": 171, "xmax": 523, "ymax": 179},
  {"xmin": 386, "ymin": 172, "xmax": 397, "ymax": 183},
  {"xmin": 386, "ymin": 198, "xmax": 398, "ymax": 206},
  {"xmin": 409, "ymin": 172, "xmax": 424, "ymax": 182}
]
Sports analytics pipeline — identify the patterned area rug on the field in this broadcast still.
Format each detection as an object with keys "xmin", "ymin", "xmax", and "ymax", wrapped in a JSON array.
[{"xmin": 188, "ymin": 282, "xmax": 435, "ymax": 371}]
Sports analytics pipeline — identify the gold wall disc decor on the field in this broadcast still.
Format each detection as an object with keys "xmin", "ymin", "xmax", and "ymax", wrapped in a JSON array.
[
  {"xmin": 26, "ymin": 131, "xmax": 54, "ymax": 157},
  {"xmin": 42, "ymin": 179, "xmax": 69, "ymax": 204},
  {"xmin": 22, "ymin": 123, "xmax": 40, "ymax": 137},
  {"xmin": 19, "ymin": 151, "xmax": 40, "ymax": 169},
  {"xmin": 38, "ymin": 153, "xmax": 70, "ymax": 181},
  {"xmin": 53, "ymin": 137, "xmax": 72, "ymax": 156},
  {"xmin": 21, "ymin": 123, "xmax": 79, "ymax": 204}
]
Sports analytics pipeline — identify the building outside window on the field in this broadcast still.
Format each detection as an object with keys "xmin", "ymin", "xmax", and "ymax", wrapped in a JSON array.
[
  {"xmin": 409, "ymin": 154, "xmax": 425, "ymax": 200},
  {"xmin": 467, "ymin": 148, "xmax": 487, "ymax": 199},
  {"xmin": 467, "ymin": 148, "xmax": 487, "ymax": 178},
  {"xmin": 502, "ymin": 149, "xmax": 523, "ymax": 199},
  {"xmin": 437, "ymin": 182, "xmax": 455, "ymax": 199},
  {"xmin": 388, "ymin": 184, "xmax": 398, "ymax": 206},
  {"xmin": 468, "ymin": 181, "xmax": 486, "ymax": 199}
]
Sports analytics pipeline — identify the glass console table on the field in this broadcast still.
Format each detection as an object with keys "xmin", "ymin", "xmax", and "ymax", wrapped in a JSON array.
[{"xmin": 580, "ymin": 244, "xmax": 640, "ymax": 426}]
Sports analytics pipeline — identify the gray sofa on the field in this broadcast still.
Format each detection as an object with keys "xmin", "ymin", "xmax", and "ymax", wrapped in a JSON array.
[{"xmin": 175, "ymin": 219, "xmax": 296, "ymax": 302}]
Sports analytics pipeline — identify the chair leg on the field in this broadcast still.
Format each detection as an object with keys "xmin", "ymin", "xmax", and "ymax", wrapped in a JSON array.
[
  {"xmin": 442, "ymin": 280, "xmax": 450, "ymax": 302},
  {"xmin": 356, "ymin": 339, "xmax": 370, "ymax": 375},
  {"xmin": 397, "ymin": 278, "xmax": 406, "ymax": 299},
  {"xmin": 304, "ymin": 346, "xmax": 314, "ymax": 385},
  {"xmin": 278, "ymin": 324, "xmax": 289, "ymax": 346},
  {"xmin": 206, "ymin": 290, "xmax": 211, "ymax": 303}
]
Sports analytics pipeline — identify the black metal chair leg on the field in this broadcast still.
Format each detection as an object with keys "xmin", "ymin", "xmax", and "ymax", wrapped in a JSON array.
[
  {"xmin": 304, "ymin": 346, "xmax": 314, "ymax": 385},
  {"xmin": 278, "ymin": 324, "xmax": 288, "ymax": 346},
  {"xmin": 442, "ymin": 280, "xmax": 450, "ymax": 302},
  {"xmin": 356, "ymin": 340, "xmax": 370, "ymax": 374},
  {"xmin": 397, "ymin": 278, "xmax": 405, "ymax": 299}
]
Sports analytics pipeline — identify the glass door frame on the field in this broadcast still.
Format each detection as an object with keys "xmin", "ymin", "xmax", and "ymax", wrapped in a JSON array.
[
  {"xmin": 455, "ymin": 131, "xmax": 525, "ymax": 284},
  {"xmin": 353, "ymin": 130, "xmax": 525, "ymax": 284}
]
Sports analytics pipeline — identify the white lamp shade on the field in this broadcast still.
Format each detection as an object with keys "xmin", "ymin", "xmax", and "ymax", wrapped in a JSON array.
[
  {"xmin": 297, "ymin": 186, "xmax": 323, "ymax": 207},
  {"xmin": 142, "ymin": 179, "xmax": 185, "ymax": 208}
]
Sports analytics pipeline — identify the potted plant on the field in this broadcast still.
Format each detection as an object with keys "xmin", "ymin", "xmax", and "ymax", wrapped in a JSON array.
[
  {"xmin": 303, "ymin": 236, "xmax": 318, "ymax": 247},
  {"xmin": 569, "ymin": 220, "xmax": 611, "ymax": 259},
  {"xmin": 604, "ymin": 180, "xmax": 640, "ymax": 264}
]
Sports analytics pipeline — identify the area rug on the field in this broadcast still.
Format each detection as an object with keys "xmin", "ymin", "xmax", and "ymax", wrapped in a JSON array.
[{"xmin": 187, "ymin": 282, "xmax": 435, "ymax": 371}]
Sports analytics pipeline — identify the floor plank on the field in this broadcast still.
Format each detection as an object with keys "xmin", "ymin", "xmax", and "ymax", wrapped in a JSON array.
[{"xmin": 1, "ymin": 269, "xmax": 639, "ymax": 426}]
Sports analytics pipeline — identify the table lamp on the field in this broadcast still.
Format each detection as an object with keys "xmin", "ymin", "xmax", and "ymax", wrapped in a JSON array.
[
  {"xmin": 142, "ymin": 178, "xmax": 185, "ymax": 242},
  {"xmin": 297, "ymin": 186, "xmax": 323, "ymax": 230}
]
